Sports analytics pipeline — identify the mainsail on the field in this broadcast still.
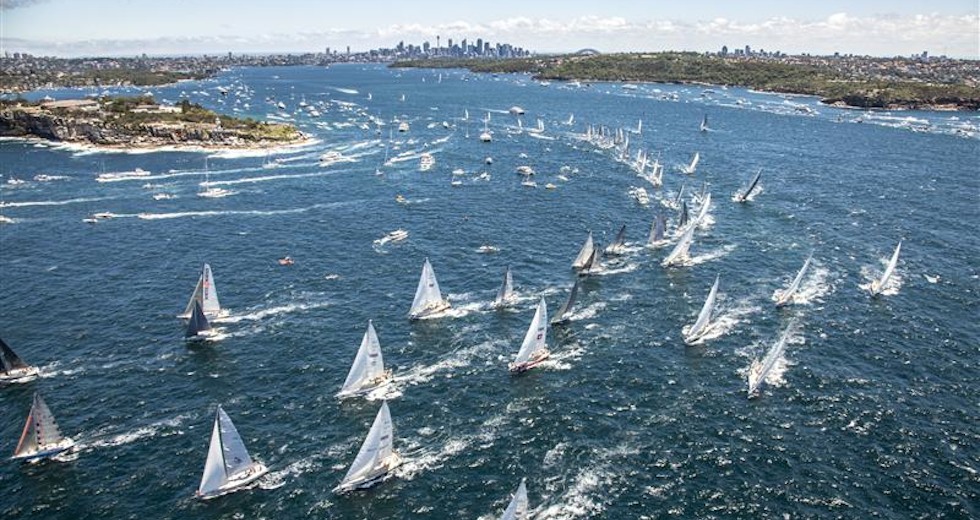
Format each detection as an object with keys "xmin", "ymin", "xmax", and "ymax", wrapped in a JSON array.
[
  {"xmin": 500, "ymin": 478, "xmax": 529, "ymax": 520},
  {"xmin": 648, "ymin": 214, "xmax": 667, "ymax": 245},
  {"xmin": 605, "ymin": 225, "xmax": 627, "ymax": 254},
  {"xmin": 335, "ymin": 401, "xmax": 398, "ymax": 492},
  {"xmin": 776, "ymin": 253, "xmax": 812, "ymax": 306},
  {"xmin": 748, "ymin": 320, "xmax": 795, "ymax": 397},
  {"xmin": 684, "ymin": 152, "xmax": 700, "ymax": 174},
  {"xmin": 678, "ymin": 200, "xmax": 689, "ymax": 229},
  {"xmin": 0, "ymin": 337, "xmax": 29, "ymax": 373},
  {"xmin": 338, "ymin": 320, "xmax": 388, "ymax": 397},
  {"xmin": 182, "ymin": 263, "xmax": 222, "ymax": 318},
  {"xmin": 700, "ymin": 114, "xmax": 708, "ymax": 132},
  {"xmin": 185, "ymin": 300, "xmax": 212, "ymax": 339},
  {"xmin": 199, "ymin": 406, "xmax": 263, "ymax": 497},
  {"xmin": 495, "ymin": 266, "xmax": 515, "ymax": 306},
  {"xmin": 662, "ymin": 223, "xmax": 696, "ymax": 267},
  {"xmin": 13, "ymin": 393, "xmax": 68, "ymax": 459},
  {"xmin": 685, "ymin": 275, "xmax": 720, "ymax": 344},
  {"xmin": 409, "ymin": 258, "xmax": 450, "ymax": 318},
  {"xmin": 694, "ymin": 192, "xmax": 712, "ymax": 224},
  {"xmin": 550, "ymin": 280, "xmax": 580, "ymax": 325},
  {"xmin": 579, "ymin": 244, "xmax": 602, "ymax": 276},
  {"xmin": 513, "ymin": 298, "xmax": 548, "ymax": 365},
  {"xmin": 871, "ymin": 241, "xmax": 902, "ymax": 295},
  {"xmin": 571, "ymin": 232, "xmax": 595, "ymax": 270},
  {"xmin": 737, "ymin": 170, "xmax": 762, "ymax": 202}
]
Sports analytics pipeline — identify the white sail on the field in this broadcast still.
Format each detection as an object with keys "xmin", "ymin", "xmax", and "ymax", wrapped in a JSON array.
[
  {"xmin": 571, "ymin": 232, "xmax": 594, "ymax": 269},
  {"xmin": 662, "ymin": 224, "xmax": 696, "ymax": 267},
  {"xmin": 338, "ymin": 321, "xmax": 388, "ymax": 396},
  {"xmin": 336, "ymin": 401, "xmax": 398, "ymax": 492},
  {"xmin": 513, "ymin": 298, "xmax": 548, "ymax": 365},
  {"xmin": 683, "ymin": 152, "xmax": 700, "ymax": 174},
  {"xmin": 409, "ymin": 258, "xmax": 450, "ymax": 318},
  {"xmin": 500, "ymin": 479, "xmax": 529, "ymax": 520},
  {"xmin": 776, "ymin": 254, "xmax": 812, "ymax": 306},
  {"xmin": 695, "ymin": 192, "xmax": 711, "ymax": 223},
  {"xmin": 700, "ymin": 114, "xmax": 708, "ymax": 132},
  {"xmin": 198, "ymin": 405, "xmax": 265, "ymax": 497},
  {"xmin": 685, "ymin": 275, "xmax": 719, "ymax": 343},
  {"xmin": 871, "ymin": 241, "xmax": 902, "ymax": 295},
  {"xmin": 495, "ymin": 267, "xmax": 515, "ymax": 306},
  {"xmin": 182, "ymin": 263, "xmax": 221, "ymax": 318},
  {"xmin": 748, "ymin": 321, "xmax": 794, "ymax": 397},
  {"xmin": 13, "ymin": 393, "xmax": 72, "ymax": 460}
]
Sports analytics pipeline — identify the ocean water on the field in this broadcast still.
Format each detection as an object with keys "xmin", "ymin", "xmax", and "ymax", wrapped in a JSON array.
[{"xmin": 1, "ymin": 64, "xmax": 978, "ymax": 519}]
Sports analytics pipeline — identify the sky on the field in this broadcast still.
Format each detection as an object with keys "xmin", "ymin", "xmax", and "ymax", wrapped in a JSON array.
[{"xmin": 1, "ymin": 0, "xmax": 977, "ymax": 58}]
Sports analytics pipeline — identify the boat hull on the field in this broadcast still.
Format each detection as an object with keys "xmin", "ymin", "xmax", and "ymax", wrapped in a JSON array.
[
  {"xmin": 197, "ymin": 462, "xmax": 269, "ymax": 500},
  {"xmin": 332, "ymin": 454, "xmax": 402, "ymax": 494},
  {"xmin": 408, "ymin": 301, "xmax": 451, "ymax": 320},
  {"xmin": 0, "ymin": 366, "xmax": 40, "ymax": 384},
  {"xmin": 509, "ymin": 351, "xmax": 550, "ymax": 374},
  {"xmin": 11, "ymin": 438, "xmax": 75, "ymax": 462},
  {"xmin": 335, "ymin": 372, "xmax": 394, "ymax": 399}
]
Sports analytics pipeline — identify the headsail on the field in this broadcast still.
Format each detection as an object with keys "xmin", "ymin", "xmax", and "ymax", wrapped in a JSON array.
[
  {"xmin": 500, "ymin": 478, "xmax": 529, "ymax": 520},
  {"xmin": 871, "ymin": 241, "xmax": 902, "ymax": 296},
  {"xmin": 409, "ymin": 258, "xmax": 449, "ymax": 318},
  {"xmin": 339, "ymin": 320, "xmax": 387, "ymax": 396},
  {"xmin": 571, "ymin": 232, "xmax": 594, "ymax": 270},
  {"xmin": 513, "ymin": 298, "xmax": 547, "ymax": 365},
  {"xmin": 495, "ymin": 266, "xmax": 515, "ymax": 306},
  {"xmin": 0, "ymin": 337, "xmax": 29, "ymax": 373},
  {"xmin": 182, "ymin": 263, "xmax": 221, "ymax": 318},
  {"xmin": 776, "ymin": 253, "xmax": 812, "ymax": 306},
  {"xmin": 185, "ymin": 300, "xmax": 212, "ymax": 338},
  {"xmin": 551, "ymin": 280, "xmax": 579, "ymax": 325},
  {"xmin": 662, "ymin": 224, "xmax": 696, "ymax": 267},
  {"xmin": 748, "ymin": 320, "xmax": 795, "ymax": 397},
  {"xmin": 685, "ymin": 275, "xmax": 719, "ymax": 344},
  {"xmin": 336, "ymin": 401, "xmax": 397, "ymax": 491},
  {"xmin": 695, "ymin": 192, "xmax": 711, "ymax": 223}
]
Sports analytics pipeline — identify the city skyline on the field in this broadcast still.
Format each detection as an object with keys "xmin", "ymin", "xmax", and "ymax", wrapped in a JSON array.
[{"xmin": 1, "ymin": 0, "xmax": 977, "ymax": 58}]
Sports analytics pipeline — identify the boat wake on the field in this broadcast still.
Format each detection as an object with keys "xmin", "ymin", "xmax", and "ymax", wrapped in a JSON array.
[
  {"xmin": 686, "ymin": 299, "xmax": 760, "ymax": 345},
  {"xmin": 395, "ymin": 434, "xmax": 470, "ymax": 481},
  {"xmin": 0, "ymin": 196, "xmax": 115, "ymax": 208},
  {"xmin": 536, "ymin": 444, "xmax": 637, "ymax": 519},
  {"xmin": 135, "ymin": 201, "xmax": 354, "ymax": 220},
  {"xmin": 686, "ymin": 244, "xmax": 737, "ymax": 266},
  {"xmin": 219, "ymin": 299, "xmax": 332, "ymax": 324},
  {"xmin": 772, "ymin": 265, "xmax": 833, "ymax": 305},
  {"xmin": 540, "ymin": 342, "xmax": 586, "ymax": 371},
  {"xmin": 859, "ymin": 262, "xmax": 903, "ymax": 296},
  {"xmin": 81, "ymin": 413, "xmax": 193, "ymax": 451},
  {"xmin": 397, "ymin": 338, "xmax": 503, "ymax": 386}
]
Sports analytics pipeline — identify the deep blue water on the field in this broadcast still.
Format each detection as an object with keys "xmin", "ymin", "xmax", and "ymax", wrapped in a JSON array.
[{"xmin": 1, "ymin": 64, "xmax": 978, "ymax": 519}]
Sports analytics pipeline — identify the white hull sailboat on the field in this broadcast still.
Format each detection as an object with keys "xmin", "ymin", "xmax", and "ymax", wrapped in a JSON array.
[
  {"xmin": 197, "ymin": 406, "xmax": 268, "ymax": 499},
  {"xmin": 0, "ymin": 337, "xmax": 40, "ymax": 384},
  {"xmin": 747, "ymin": 320, "xmax": 795, "ymax": 398},
  {"xmin": 510, "ymin": 298, "xmax": 550, "ymax": 373},
  {"xmin": 499, "ymin": 478, "xmax": 529, "ymax": 519},
  {"xmin": 683, "ymin": 275, "xmax": 720, "ymax": 345},
  {"xmin": 775, "ymin": 253, "xmax": 813, "ymax": 307},
  {"xmin": 661, "ymin": 223, "xmax": 696, "ymax": 267},
  {"xmin": 494, "ymin": 266, "xmax": 517, "ymax": 308},
  {"xmin": 179, "ymin": 263, "xmax": 225, "ymax": 320},
  {"xmin": 699, "ymin": 114, "xmax": 709, "ymax": 132},
  {"xmin": 571, "ymin": 232, "xmax": 595, "ymax": 271},
  {"xmin": 333, "ymin": 401, "xmax": 402, "ymax": 493},
  {"xmin": 869, "ymin": 241, "xmax": 902, "ymax": 297},
  {"xmin": 12, "ymin": 392, "xmax": 75, "ymax": 462},
  {"xmin": 682, "ymin": 152, "xmax": 700, "ymax": 175},
  {"xmin": 337, "ymin": 320, "xmax": 392, "ymax": 399},
  {"xmin": 408, "ymin": 258, "xmax": 451, "ymax": 319}
]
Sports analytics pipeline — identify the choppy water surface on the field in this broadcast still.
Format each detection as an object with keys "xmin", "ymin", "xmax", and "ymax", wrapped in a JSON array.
[{"xmin": 1, "ymin": 64, "xmax": 978, "ymax": 519}]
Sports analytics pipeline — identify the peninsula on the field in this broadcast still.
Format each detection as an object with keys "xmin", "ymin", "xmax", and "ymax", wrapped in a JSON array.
[
  {"xmin": 392, "ymin": 52, "xmax": 980, "ymax": 111},
  {"xmin": 0, "ymin": 96, "xmax": 307, "ymax": 150}
]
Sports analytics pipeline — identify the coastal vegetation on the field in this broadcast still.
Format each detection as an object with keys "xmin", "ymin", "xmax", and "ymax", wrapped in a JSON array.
[
  {"xmin": 0, "ymin": 95, "xmax": 305, "ymax": 148},
  {"xmin": 392, "ymin": 52, "xmax": 980, "ymax": 110}
]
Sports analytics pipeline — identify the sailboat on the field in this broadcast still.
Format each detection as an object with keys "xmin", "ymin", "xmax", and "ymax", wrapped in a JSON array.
[
  {"xmin": 694, "ymin": 192, "xmax": 712, "ymax": 225},
  {"xmin": 565, "ymin": 113, "xmax": 574, "ymax": 126},
  {"xmin": 337, "ymin": 321, "xmax": 393, "ymax": 399},
  {"xmin": 480, "ymin": 112, "xmax": 492, "ymax": 142},
  {"xmin": 699, "ymin": 114, "xmax": 709, "ymax": 132},
  {"xmin": 408, "ymin": 258, "xmax": 451, "ymax": 319},
  {"xmin": 604, "ymin": 225, "xmax": 627, "ymax": 255},
  {"xmin": 678, "ymin": 200, "xmax": 690, "ymax": 230},
  {"xmin": 550, "ymin": 281, "xmax": 580, "ymax": 327},
  {"xmin": 571, "ymin": 232, "xmax": 595, "ymax": 271},
  {"xmin": 180, "ymin": 263, "xmax": 224, "ymax": 319},
  {"xmin": 185, "ymin": 300, "xmax": 214, "ymax": 341},
  {"xmin": 494, "ymin": 266, "xmax": 517, "ymax": 308},
  {"xmin": 735, "ymin": 169, "xmax": 762, "ymax": 203},
  {"xmin": 661, "ymin": 223, "xmax": 696, "ymax": 267},
  {"xmin": 0, "ymin": 337, "xmax": 40, "ymax": 383},
  {"xmin": 11, "ymin": 392, "xmax": 75, "ymax": 462},
  {"xmin": 197, "ymin": 405, "xmax": 269, "ymax": 499},
  {"xmin": 509, "ymin": 298, "xmax": 549, "ymax": 373},
  {"xmin": 648, "ymin": 214, "xmax": 668, "ymax": 247},
  {"xmin": 748, "ymin": 320, "xmax": 795, "ymax": 398},
  {"xmin": 869, "ymin": 241, "xmax": 902, "ymax": 297},
  {"xmin": 578, "ymin": 244, "xmax": 603, "ymax": 277},
  {"xmin": 683, "ymin": 275, "xmax": 720, "ymax": 344},
  {"xmin": 198, "ymin": 158, "xmax": 233, "ymax": 198},
  {"xmin": 775, "ymin": 253, "xmax": 813, "ymax": 306},
  {"xmin": 333, "ymin": 401, "xmax": 402, "ymax": 493},
  {"xmin": 682, "ymin": 152, "xmax": 700, "ymax": 174},
  {"xmin": 499, "ymin": 478, "xmax": 529, "ymax": 520}
]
